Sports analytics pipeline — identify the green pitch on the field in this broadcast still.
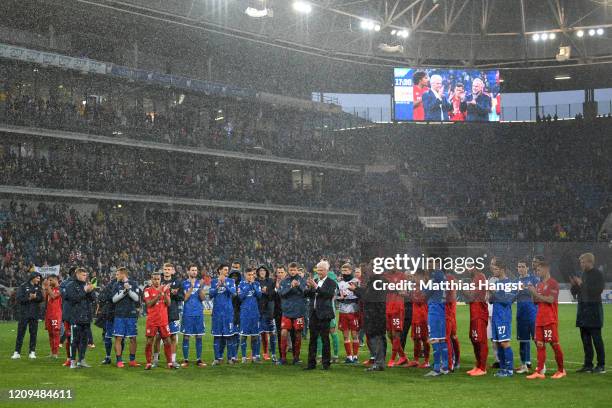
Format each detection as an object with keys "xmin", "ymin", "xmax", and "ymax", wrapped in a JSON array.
[{"xmin": 1, "ymin": 305, "xmax": 611, "ymax": 408}]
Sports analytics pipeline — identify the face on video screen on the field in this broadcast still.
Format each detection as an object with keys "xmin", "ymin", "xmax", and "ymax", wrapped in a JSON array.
[{"xmin": 394, "ymin": 68, "xmax": 501, "ymax": 122}]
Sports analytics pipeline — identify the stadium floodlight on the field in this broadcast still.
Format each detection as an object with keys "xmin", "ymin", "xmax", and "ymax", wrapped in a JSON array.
[
  {"xmin": 532, "ymin": 33, "xmax": 540, "ymax": 41},
  {"xmin": 541, "ymin": 33, "xmax": 548, "ymax": 40},
  {"xmin": 292, "ymin": 1, "xmax": 312, "ymax": 14},
  {"xmin": 398, "ymin": 30, "xmax": 409, "ymax": 38},
  {"xmin": 245, "ymin": 7, "xmax": 271, "ymax": 18},
  {"xmin": 576, "ymin": 30, "xmax": 584, "ymax": 37},
  {"xmin": 374, "ymin": 24, "xmax": 381, "ymax": 32},
  {"xmin": 360, "ymin": 19, "xmax": 377, "ymax": 31},
  {"xmin": 596, "ymin": 28, "xmax": 604, "ymax": 35},
  {"xmin": 588, "ymin": 29, "xmax": 596, "ymax": 36},
  {"xmin": 391, "ymin": 29, "xmax": 397, "ymax": 35},
  {"xmin": 549, "ymin": 32, "xmax": 556, "ymax": 40}
]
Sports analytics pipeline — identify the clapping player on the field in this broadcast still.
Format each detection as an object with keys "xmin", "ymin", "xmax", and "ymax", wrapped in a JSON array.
[
  {"xmin": 59, "ymin": 268, "xmax": 75, "ymax": 366},
  {"xmin": 180, "ymin": 264, "xmax": 207, "ymax": 367},
  {"xmin": 238, "ymin": 267, "xmax": 263, "ymax": 362},
  {"xmin": 153, "ymin": 263, "xmax": 183, "ymax": 368},
  {"xmin": 112, "ymin": 267, "xmax": 142, "ymax": 368},
  {"xmin": 256, "ymin": 266, "xmax": 277, "ymax": 362},
  {"xmin": 143, "ymin": 271, "xmax": 173, "ymax": 370},
  {"xmin": 337, "ymin": 264, "xmax": 361, "ymax": 363},
  {"xmin": 386, "ymin": 268, "xmax": 408, "ymax": 367},
  {"xmin": 229, "ymin": 266, "xmax": 243, "ymax": 362},
  {"xmin": 407, "ymin": 269, "xmax": 430, "ymax": 369},
  {"xmin": 526, "ymin": 261, "xmax": 566, "ymax": 380},
  {"xmin": 44, "ymin": 275, "xmax": 62, "ymax": 359},
  {"xmin": 462, "ymin": 266, "xmax": 489, "ymax": 376},
  {"xmin": 65, "ymin": 268, "xmax": 96, "ymax": 368},
  {"xmin": 210, "ymin": 264, "xmax": 237, "ymax": 364},
  {"xmin": 445, "ymin": 271, "xmax": 460, "ymax": 371},
  {"xmin": 516, "ymin": 260, "xmax": 539, "ymax": 374},
  {"xmin": 424, "ymin": 262, "xmax": 449, "ymax": 377},
  {"xmin": 278, "ymin": 262, "xmax": 307, "ymax": 365},
  {"xmin": 488, "ymin": 258, "xmax": 517, "ymax": 377}
]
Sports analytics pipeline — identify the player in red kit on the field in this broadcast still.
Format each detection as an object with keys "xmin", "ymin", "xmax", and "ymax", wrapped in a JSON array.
[
  {"xmin": 143, "ymin": 271, "xmax": 173, "ymax": 370},
  {"xmin": 385, "ymin": 269, "xmax": 407, "ymax": 367},
  {"xmin": 412, "ymin": 71, "xmax": 429, "ymax": 121},
  {"xmin": 44, "ymin": 275, "xmax": 62, "ymax": 358},
  {"xmin": 407, "ymin": 269, "xmax": 430, "ymax": 368},
  {"xmin": 462, "ymin": 267, "xmax": 489, "ymax": 376},
  {"xmin": 527, "ymin": 261, "xmax": 566, "ymax": 380},
  {"xmin": 445, "ymin": 272, "xmax": 460, "ymax": 371}
]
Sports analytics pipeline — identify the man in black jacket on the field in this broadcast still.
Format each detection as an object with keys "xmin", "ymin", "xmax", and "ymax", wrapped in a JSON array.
[
  {"xmin": 12, "ymin": 272, "xmax": 44, "ymax": 359},
  {"xmin": 304, "ymin": 261, "xmax": 337, "ymax": 370},
  {"xmin": 257, "ymin": 265, "xmax": 277, "ymax": 362},
  {"xmin": 59, "ymin": 267, "xmax": 76, "ymax": 366},
  {"xmin": 352, "ymin": 265, "xmax": 387, "ymax": 371},
  {"xmin": 96, "ymin": 278, "xmax": 118, "ymax": 365},
  {"xmin": 64, "ymin": 267, "xmax": 96, "ymax": 368},
  {"xmin": 571, "ymin": 252, "xmax": 606, "ymax": 373},
  {"xmin": 154, "ymin": 263, "xmax": 183, "ymax": 368}
]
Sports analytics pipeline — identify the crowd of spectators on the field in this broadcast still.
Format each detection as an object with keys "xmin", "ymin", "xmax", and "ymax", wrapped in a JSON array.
[
  {"xmin": 0, "ymin": 61, "xmax": 363, "ymax": 163},
  {"xmin": 1, "ymin": 61, "xmax": 612, "ymax": 261},
  {"xmin": 0, "ymin": 201, "xmax": 364, "ymax": 289},
  {"xmin": 0, "ymin": 138, "xmax": 362, "ymax": 209},
  {"xmin": 393, "ymin": 118, "xmax": 612, "ymax": 242}
]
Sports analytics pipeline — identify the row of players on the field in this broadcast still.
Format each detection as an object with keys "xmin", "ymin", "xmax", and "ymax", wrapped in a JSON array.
[{"xmin": 16, "ymin": 257, "xmax": 565, "ymax": 378}]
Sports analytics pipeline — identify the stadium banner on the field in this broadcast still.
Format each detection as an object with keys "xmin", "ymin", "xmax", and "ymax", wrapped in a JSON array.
[
  {"xmin": 109, "ymin": 64, "xmax": 256, "ymax": 99},
  {"xmin": 0, "ymin": 43, "xmax": 107, "ymax": 74},
  {"xmin": 0, "ymin": 43, "xmax": 255, "ymax": 100},
  {"xmin": 34, "ymin": 264, "xmax": 61, "ymax": 277}
]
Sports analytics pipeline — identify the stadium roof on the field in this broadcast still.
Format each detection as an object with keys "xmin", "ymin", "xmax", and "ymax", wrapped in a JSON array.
[
  {"xmin": 4, "ymin": 0, "xmax": 612, "ymax": 94},
  {"xmin": 64, "ymin": 0, "xmax": 612, "ymax": 69}
]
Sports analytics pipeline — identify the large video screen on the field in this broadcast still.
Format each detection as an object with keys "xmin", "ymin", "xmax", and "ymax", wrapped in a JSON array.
[{"xmin": 393, "ymin": 68, "xmax": 501, "ymax": 122}]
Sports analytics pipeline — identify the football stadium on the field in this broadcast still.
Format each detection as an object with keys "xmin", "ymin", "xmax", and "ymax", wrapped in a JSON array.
[{"xmin": 1, "ymin": 0, "xmax": 612, "ymax": 407}]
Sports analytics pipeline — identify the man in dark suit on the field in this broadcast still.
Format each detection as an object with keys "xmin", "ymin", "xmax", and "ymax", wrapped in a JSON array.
[
  {"xmin": 466, "ymin": 78, "xmax": 492, "ymax": 121},
  {"xmin": 304, "ymin": 260, "xmax": 337, "ymax": 370},
  {"xmin": 571, "ymin": 252, "xmax": 606, "ymax": 373},
  {"xmin": 422, "ymin": 74, "xmax": 452, "ymax": 121}
]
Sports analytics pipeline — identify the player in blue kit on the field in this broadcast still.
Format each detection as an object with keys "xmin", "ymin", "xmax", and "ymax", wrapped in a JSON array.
[
  {"xmin": 210, "ymin": 264, "xmax": 237, "ymax": 364},
  {"xmin": 516, "ymin": 260, "xmax": 539, "ymax": 373},
  {"xmin": 424, "ymin": 259, "xmax": 449, "ymax": 377},
  {"xmin": 180, "ymin": 264, "xmax": 207, "ymax": 368},
  {"xmin": 238, "ymin": 267, "xmax": 263, "ymax": 363},
  {"xmin": 489, "ymin": 258, "xmax": 517, "ymax": 377},
  {"xmin": 229, "ymin": 265, "xmax": 242, "ymax": 362}
]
